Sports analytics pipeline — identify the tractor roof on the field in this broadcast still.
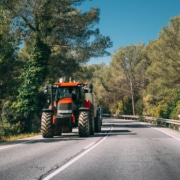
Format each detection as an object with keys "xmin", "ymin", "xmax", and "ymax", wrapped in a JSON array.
[{"xmin": 54, "ymin": 82, "xmax": 85, "ymax": 87}]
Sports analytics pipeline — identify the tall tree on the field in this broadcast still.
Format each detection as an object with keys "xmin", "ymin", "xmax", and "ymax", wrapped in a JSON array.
[
  {"xmin": 0, "ymin": 6, "xmax": 22, "ymax": 137},
  {"xmin": 0, "ymin": 6, "xmax": 19, "ymax": 98},
  {"xmin": 144, "ymin": 15, "xmax": 180, "ymax": 118},
  {"xmin": 110, "ymin": 43, "xmax": 145, "ymax": 115},
  {"xmin": 0, "ymin": 0, "xmax": 112, "ymax": 132}
]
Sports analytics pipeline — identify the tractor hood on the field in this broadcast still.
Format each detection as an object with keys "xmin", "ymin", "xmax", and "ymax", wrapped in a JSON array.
[
  {"xmin": 57, "ymin": 98, "xmax": 73, "ymax": 114},
  {"xmin": 59, "ymin": 97, "xmax": 73, "ymax": 104}
]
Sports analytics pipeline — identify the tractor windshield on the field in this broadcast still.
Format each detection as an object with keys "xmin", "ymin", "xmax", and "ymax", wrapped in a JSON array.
[{"xmin": 55, "ymin": 87, "xmax": 78, "ymax": 100}]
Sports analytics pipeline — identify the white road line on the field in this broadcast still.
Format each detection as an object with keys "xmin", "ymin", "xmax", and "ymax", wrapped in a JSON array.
[
  {"xmin": 42, "ymin": 126, "xmax": 113, "ymax": 180},
  {"xmin": 0, "ymin": 136, "xmax": 41, "ymax": 150},
  {"xmin": 0, "ymin": 141, "xmax": 30, "ymax": 150},
  {"xmin": 153, "ymin": 127, "xmax": 180, "ymax": 142},
  {"xmin": 141, "ymin": 123, "xmax": 180, "ymax": 142}
]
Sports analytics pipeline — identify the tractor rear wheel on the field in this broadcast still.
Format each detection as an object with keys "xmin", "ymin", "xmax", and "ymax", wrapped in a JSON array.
[
  {"xmin": 41, "ymin": 112, "xmax": 54, "ymax": 138},
  {"xmin": 89, "ymin": 106, "xmax": 94, "ymax": 135},
  {"xmin": 78, "ymin": 111, "xmax": 90, "ymax": 137},
  {"xmin": 95, "ymin": 112, "xmax": 101, "ymax": 132}
]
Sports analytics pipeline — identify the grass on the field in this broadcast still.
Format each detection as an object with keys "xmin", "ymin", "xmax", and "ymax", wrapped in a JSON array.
[{"xmin": 0, "ymin": 132, "xmax": 41, "ymax": 143}]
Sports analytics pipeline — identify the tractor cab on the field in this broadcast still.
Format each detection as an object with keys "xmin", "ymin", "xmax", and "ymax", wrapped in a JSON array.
[{"xmin": 41, "ymin": 77, "xmax": 101, "ymax": 138}]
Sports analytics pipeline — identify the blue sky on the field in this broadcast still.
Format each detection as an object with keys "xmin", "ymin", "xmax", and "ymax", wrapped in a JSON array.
[{"xmin": 80, "ymin": 0, "xmax": 180, "ymax": 65}]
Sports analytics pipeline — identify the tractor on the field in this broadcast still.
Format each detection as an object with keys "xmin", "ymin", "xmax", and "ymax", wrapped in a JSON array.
[{"xmin": 41, "ymin": 77, "xmax": 102, "ymax": 138}]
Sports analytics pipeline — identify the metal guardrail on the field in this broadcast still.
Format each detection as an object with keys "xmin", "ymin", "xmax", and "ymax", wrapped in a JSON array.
[{"xmin": 116, "ymin": 115, "xmax": 180, "ymax": 132}]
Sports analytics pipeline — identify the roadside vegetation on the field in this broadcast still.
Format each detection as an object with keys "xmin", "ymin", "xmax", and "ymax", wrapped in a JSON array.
[
  {"xmin": 0, "ymin": 132, "xmax": 40, "ymax": 142},
  {"xmin": 0, "ymin": 0, "xmax": 180, "ymax": 139}
]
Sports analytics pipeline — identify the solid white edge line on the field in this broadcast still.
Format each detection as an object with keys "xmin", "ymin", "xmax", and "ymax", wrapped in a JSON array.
[
  {"xmin": 42, "ymin": 126, "xmax": 113, "ymax": 180},
  {"xmin": 142, "ymin": 123, "xmax": 180, "ymax": 142},
  {"xmin": 0, "ymin": 140, "xmax": 31, "ymax": 150},
  {"xmin": 152, "ymin": 127, "xmax": 180, "ymax": 142},
  {"xmin": 0, "ymin": 136, "xmax": 41, "ymax": 150}
]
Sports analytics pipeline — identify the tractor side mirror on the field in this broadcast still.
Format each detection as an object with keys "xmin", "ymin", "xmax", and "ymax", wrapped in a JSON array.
[{"xmin": 44, "ymin": 85, "xmax": 48, "ymax": 94}]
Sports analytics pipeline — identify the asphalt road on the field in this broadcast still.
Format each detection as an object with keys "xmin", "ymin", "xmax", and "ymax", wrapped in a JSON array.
[{"xmin": 1, "ymin": 118, "xmax": 180, "ymax": 180}]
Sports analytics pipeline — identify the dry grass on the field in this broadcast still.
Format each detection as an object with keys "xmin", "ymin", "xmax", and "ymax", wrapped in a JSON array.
[{"xmin": 0, "ymin": 132, "xmax": 41, "ymax": 142}]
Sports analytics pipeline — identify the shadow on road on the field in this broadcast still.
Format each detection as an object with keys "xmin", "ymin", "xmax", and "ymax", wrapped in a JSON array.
[
  {"xmin": 103, "ymin": 123, "xmax": 149, "ymax": 128},
  {"xmin": 0, "ymin": 134, "xmax": 84, "ymax": 146},
  {"xmin": 0, "ymin": 122, "xmax": 146, "ymax": 146},
  {"xmin": 92, "ymin": 129, "xmax": 136, "ymax": 137}
]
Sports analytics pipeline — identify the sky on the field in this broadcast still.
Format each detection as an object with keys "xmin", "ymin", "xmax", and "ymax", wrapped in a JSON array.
[{"xmin": 80, "ymin": 0, "xmax": 180, "ymax": 65}]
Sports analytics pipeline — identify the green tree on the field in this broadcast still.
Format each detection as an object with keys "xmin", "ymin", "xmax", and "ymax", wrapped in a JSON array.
[
  {"xmin": 89, "ymin": 64, "xmax": 118, "ymax": 114},
  {"xmin": 0, "ymin": 6, "xmax": 19, "ymax": 99},
  {"xmin": 143, "ymin": 15, "xmax": 180, "ymax": 118},
  {"xmin": 0, "ymin": 6, "xmax": 22, "ymax": 137},
  {"xmin": 13, "ymin": 39, "xmax": 51, "ymax": 132},
  {"xmin": 110, "ymin": 43, "xmax": 145, "ymax": 115},
  {"xmin": 1, "ymin": 0, "xmax": 112, "ymax": 132}
]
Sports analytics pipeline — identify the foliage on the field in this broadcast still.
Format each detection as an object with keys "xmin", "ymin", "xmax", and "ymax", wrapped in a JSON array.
[
  {"xmin": 2, "ymin": 2, "xmax": 180, "ymax": 138},
  {"xmin": 0, "ymin": 6, "xmax": 20, "ymax": 98},
  {"xmin": 108, "ymin": 43, "xmax": 145, "ymax": 115},
  {"xmin": 143, "ymin": 15, "xmax": 180, "ymax": 118},
  {"xmin": 91, "ymin": 15, "xmax": 180, "ymax": 118},
  {"xmin": 0, "ymin": 0, "xmax": 112, "ymax": 135},
  {"xmin": 12, "ymin": 38, "xmax": 50, "ymax": 132},
  {"xmin": 0, "ymin": 6, "xmax": 22, "ymax": 137}
]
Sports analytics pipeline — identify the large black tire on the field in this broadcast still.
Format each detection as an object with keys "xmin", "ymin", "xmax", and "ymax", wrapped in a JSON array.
[
  {"xmin": 95, "ymin": 112, "xmax": 101, "ymax": 133},
  {"xmin": 78, "ymin": 111, "xmax": 90, "ymax": 137},
  {"xmin": 89, "ymin": 106, "xmax": 94, "ymax": 135},
  {"xmin": 41, "ymin": 112, "xmax": 54, "ymax": 138}
]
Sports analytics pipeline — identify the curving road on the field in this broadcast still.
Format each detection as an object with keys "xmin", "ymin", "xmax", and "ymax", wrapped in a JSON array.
[{"xmin": 1, "ymin": 118, "xmax": 180, "ymax": 180}]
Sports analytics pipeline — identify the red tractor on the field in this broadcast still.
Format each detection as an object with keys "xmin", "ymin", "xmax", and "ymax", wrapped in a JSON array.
[{"xmin": 41, "ymin": 78, "xmax": 101, "ymax": 138}]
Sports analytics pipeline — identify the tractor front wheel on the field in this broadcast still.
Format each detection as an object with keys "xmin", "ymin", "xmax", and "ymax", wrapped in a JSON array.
[
  {"xmin": 41, "ymin": 112, "xmax": 54, "ymax": 138},
  {"xmin": 89, "ymin": 106, "xmax": 94, "ymax": 135},
  {"xmin": 78, "ymin": 111, "xmax": 90, "ymax": 137}
]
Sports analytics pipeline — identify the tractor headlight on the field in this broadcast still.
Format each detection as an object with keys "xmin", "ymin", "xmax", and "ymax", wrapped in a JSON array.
[{"xmin": 58, "ymin": 110, "xmax": 72, "ymax": 114}]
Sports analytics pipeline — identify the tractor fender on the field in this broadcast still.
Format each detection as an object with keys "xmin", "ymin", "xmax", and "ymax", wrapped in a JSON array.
[
  {"xmin": 78, "ymin": 107, "xmax": 90, "ymax": 111},
  {"xmin": 42, "ymin": 108, "xmax": 54, "ymax": 113}
]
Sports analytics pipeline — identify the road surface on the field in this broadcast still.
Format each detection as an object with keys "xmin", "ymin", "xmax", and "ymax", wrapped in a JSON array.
[{"xmin": 0, "ymin": 118, "xmax": 180, "ymax": 180}]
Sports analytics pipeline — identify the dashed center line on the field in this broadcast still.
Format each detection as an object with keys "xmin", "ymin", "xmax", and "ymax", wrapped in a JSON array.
[{"xmin": 42, "ymin": 125, "xmax": 113, "ymax": 180}]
